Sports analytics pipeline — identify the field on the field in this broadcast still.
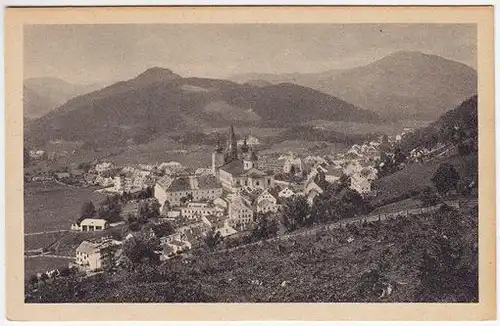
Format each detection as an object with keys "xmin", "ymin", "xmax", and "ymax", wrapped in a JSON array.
[
  {"xmin": 24, "ymin": 181, "xmax": 106, "ymax": 233},
  {"xmin": 25, "ymin": 257, "xmax": 73, "ymax": 279},
  {"xmin": 260, "ymin": 140, "xmax": 347, "ymax": 157},
  {"xmin": 307, "ymin": 120, "xmax": 433, "ymax": 137},
  {"xmin": 372, "ymin": 153, "xmax": 478, "ymax": 205},
  {"xmin": 25, "ymin": 232, "xmax": 67, "ymax": 251}
]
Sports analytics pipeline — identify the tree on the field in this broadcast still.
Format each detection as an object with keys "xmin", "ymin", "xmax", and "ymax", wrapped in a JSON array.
[
  {"xmin": 152, "ymin": 222, "xmax": 175, "ymax": 238},
  {"xmin": 418, "ymin": 186, "xmax": 440, "ymax": 207},
  {"xmin": 123, "ymin": 237, "xmax": 159, "ymax": 266},
  {"xmin": 393, "ymin": 147, "xmax": 407, "ymax": 166},
  {"xmin": 28, "ymin": 274, "xmax": 38, "ymax": 287},
  {"xmin": 432, "ymin": 163, "xmax": 460, "ymax": 195},
  {"xmin": 39, "ymin": 272, "xmax": 49, "ymax": 284},
  {"xmin": 251, "ymin": 213, "xmax": 279, "ymax": 240},
  {"xmin": 204, "ymin": 227, "xmax": 222, "ymax": 250},
  {"xmin": 101, "ymin": 246, "xmax": 118, "ymax": 272},
  {"xmin": 80, "ymin": 200, "xmax": 96, "ymax": 220},
  {"xmin": 282, "ymin": 195, "xmax": 310, "ymax": 231}
]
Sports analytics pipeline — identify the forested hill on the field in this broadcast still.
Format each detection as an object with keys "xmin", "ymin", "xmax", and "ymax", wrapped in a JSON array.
[{"xmin": 400, "ymin": 95, "xmax": 478, "ymax": 153}]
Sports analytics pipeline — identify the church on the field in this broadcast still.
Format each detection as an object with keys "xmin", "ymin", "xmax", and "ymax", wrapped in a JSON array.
[{"xmin": 212, "ymin": 125, "xmax": 275, "ymax": 192}]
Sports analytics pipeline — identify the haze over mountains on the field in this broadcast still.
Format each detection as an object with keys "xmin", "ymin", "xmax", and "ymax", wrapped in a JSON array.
[
  {"xmin": 24, "ymin": 77, "xmax": 105, "ymax": 119},
  {"xmin": 25, "ymin": 68, "xmax": 381, "ymax": 148},
  {"xmin": 232, "ymin": 51, "xmax": 477, "ymax": 120},
  {"xmin": 24, "ymin": 51, "xmax": 477, "ymax": 149}
]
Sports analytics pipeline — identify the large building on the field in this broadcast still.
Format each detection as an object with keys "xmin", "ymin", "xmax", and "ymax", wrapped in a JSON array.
[
  {"xmin": 212, "ymin": 125, "xmax": 275, "ymax": 192},
  {"xmin": 154, "ymin": 174, "xmax": 223, "ymax": 210}
]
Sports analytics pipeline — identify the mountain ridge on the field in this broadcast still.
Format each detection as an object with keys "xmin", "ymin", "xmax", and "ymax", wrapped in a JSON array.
[
  {"xmin": 25, "ymin": 68, "xmax": 382, "ymax": 148},
  {"xmin": 231, "ymin": 51, "xmax": 477, "ymax": 120}
]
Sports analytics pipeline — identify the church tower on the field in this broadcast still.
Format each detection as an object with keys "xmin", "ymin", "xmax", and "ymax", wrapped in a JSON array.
[
  {"xmin": 243, "ymin": 147, "xmax": 258, "ymax": 170},
  {"xmin": 225, "ymin": 124, "xmax": 238, "ymax": 163},
  {"xmin": 212, "ymin": 137, "xmax": 225, "ymax": 176}
]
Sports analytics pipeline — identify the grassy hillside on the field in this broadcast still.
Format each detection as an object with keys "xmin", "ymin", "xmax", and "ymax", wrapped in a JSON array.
[
  {"xmin": 26, "ymin": 205, "xmax": 477, "ymax": 303},
  {"xmin": 372, "ymin": 153, "xmax": 477, "ymax": 206}
]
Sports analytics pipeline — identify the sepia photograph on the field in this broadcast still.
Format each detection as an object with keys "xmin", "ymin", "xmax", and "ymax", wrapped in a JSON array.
[{"xmin": 4, "ymin": 6, "xmax": 495, "ymax": 321}]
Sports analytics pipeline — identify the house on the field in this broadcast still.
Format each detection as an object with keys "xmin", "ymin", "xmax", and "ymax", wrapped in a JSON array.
[
  {"xmin": 227, "ymin": 194, "xmax": 254, "ymax": 230},
  {"xmin": 237, "ymin": 135, "xmax": 260, "ymax": 146},
  {"xmin": 54, "ymin": 172, "xmax": 70, "ymax": 180},
  {"xmin": 180, "ymin": 202, "xmax": 225, "ymax": 220},
  {"xmin": 195, "ymin": 167, "xmax": 213, "ymax": 176},
  {"xmin": 158, "ymin": 161, "xmax": 185, "ymax": 176},
  {"xmin": 29, "ymin": 150, "xmax": 46, "ymax": 160},
  {"xmin": 75, "ymin": 239, "xmax": 121, "ymax": 272},
  {"xmin": 161, "ymin": 240, "xmax": 192, "ymax": 260},
  {"xmin": 303, "ymin": 172, "xmax": 330, "ymax": 206},
  {"xmin": 95, "ymin": 162, "xmax": 114, "ymax": 174},
  {"xmin": 213, "ymin": 197, "xmax": 228, "ymax": 210},
  {"xmin": 317, "ymin": 165, "xmax": 343, "ymax": 184},
  {"xmin": 138, "ymin": 164, "xmax": 155, "ymax": 171},
  {"xmin": 95, "ymin": 175, "xmax": 114, "ymax": 188},
  {"xmin": 283, "ymin": 156, "xmax": 304, "ymax": 175},
  {"xmin": 76, "ymin": 218, "xmax": 109, "ymax": 232},
  {"xmin": 278, "ymin": 187, "xmax": 296, "ymax": 199},
  {"xmin": 256, "ymin": 188, "xmax": 280, "ymax": 214},
  {"xmin": 350, "ymin": 173, "xmax": 373, "ymax": 197},
  {"xmin": 154, "ymin": 174, "xmax": 223, "ymax": 210},
  {"xmin": 343, "ymin": 161, "xmax": 363, "ymax": 176}
]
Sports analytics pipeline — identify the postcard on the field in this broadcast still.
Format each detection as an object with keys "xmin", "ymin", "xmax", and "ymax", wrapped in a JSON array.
[{"xmin": 4, "ymin": 6, "xmax": 495, "ymax": 321}]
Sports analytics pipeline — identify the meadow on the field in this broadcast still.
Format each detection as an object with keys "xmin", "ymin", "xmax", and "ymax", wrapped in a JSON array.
[
  {"xmin": 24, "ymin": 181, "xmax": 106, "ymax": 234},
  {"xmin": 372, "ymin": 153, "xmax": 477, "ymax": 206},
  {"xmin": 24, "ymin": 257, "xmax": 73, "ymax": 279}
]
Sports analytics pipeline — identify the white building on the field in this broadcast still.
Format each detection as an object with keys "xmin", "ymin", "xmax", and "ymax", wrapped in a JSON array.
[
  {"xmin": 350, "ymin": 173, "xmax": 373, "ymax": 196},
  {"xmin": 154, "ymin": 174, "xmax": 223, "ymax": 210},
  {"xmin": 75, "ymin": 239, "xmax": 121, "ymax": 271},
  {"xmin": 278, "ymin": 187, "xmax": 296, "ymax": 199},
  {"xmin": 227, "ymin": 194, "xmax": 254, "ymax": 230},
  {"xmin": 180, "ymin": 202, "xmax": 225, "ymax": 220},
  {"xmin": 72, "ymin": 218, "xmax": 109, "ymax": 232},
  {"xmin": 95, "ymin": 162, "xmax": 114, "ymax": 174}
]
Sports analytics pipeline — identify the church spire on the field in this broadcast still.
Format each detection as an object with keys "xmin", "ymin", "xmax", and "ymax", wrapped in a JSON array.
[
  {"xmin": 214, "ymin": 136, "xmax": 223, "ymax": 153},
  {"xmin": 227, "ymin": 124, "xmax": 238, "ymax": 161},
  {"xmin": 240, "ymin": 137, "xmax": 249, "ymax": 154}
]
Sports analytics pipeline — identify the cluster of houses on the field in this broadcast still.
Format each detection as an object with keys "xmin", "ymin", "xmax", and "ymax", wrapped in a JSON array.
[{"xmin": 67, "ymin": 127, "xmax": 410, "ymax": 273}]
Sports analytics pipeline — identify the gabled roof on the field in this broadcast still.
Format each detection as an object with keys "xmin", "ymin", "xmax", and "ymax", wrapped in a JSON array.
[
  {"xmin": 219, "ymin": 159, "xmax": 245, "ymax": 175},
  {"xmin": 324, "ymin": 166, "xmax": 343, "ymax": 178},
  {"xmin": 259, "ymin": 187, "xmax": 279, "ymax": 199},
  {"xmin": 76, "ymin": 241, "xmax": 98, "ymax": 254},
  {"xmin": 197, "ymin": 174, "xmax": 222, "ymax": 189},
  {"xmin": 242, "ymin": 168, "xmax": 268, "ymax": 178},
  {"xmin": 80, "ymin": 218, "xmax": 108, "ymax": 227}
]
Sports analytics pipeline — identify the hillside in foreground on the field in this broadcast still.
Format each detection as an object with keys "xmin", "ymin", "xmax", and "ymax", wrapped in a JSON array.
[{"xmin": 26, "ymin": 204, "xmax": 477, "ymax": 303}]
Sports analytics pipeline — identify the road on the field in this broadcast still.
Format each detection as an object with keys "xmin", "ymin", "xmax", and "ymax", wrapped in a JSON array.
[
  {"xmin": 25, "ymin": 229, "xmax": 72, "ymax": 236},
  {"xmin": 219, "ymin": 198, "xmax": 475, "ymax": 254},
  {"xmin": 25, "ymin": 253, "xmax": 73, "ymax": 260}
]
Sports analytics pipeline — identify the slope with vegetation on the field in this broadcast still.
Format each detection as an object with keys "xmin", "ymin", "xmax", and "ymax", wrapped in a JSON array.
[{"xmin": 25, "ymin": 204, "xmax": 478, "ymax": 303}]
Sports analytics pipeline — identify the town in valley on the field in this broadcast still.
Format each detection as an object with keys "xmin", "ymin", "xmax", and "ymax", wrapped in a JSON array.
[{"xmin": 23, "ymin": 23, "xmax": 479, "ymax": 303}]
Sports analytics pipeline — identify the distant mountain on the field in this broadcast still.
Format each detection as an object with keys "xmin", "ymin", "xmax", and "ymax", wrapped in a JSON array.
[
  {"xmin": 23, "ymin": 86, "xmax": 59, "ymax": 120},
  {"xmin": 24, "ymin": 77, "xmax": 106, "ymax": 119},
  {"xmin": 243, "ymin": 79, "xmax": 273, "ymax": 88},
  {"xmin": 25, "ymin": 67, "xmax": 382, "ymax": 148},
  {"xmin": 232, "ymin": 51, "xmax": 477, "ymax": 121}
]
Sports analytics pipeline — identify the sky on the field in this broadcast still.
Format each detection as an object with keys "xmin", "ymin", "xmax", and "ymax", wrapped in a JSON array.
[{"xmin": 24, "ymin": 24, "xmax": 477, "ymax": 85}]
